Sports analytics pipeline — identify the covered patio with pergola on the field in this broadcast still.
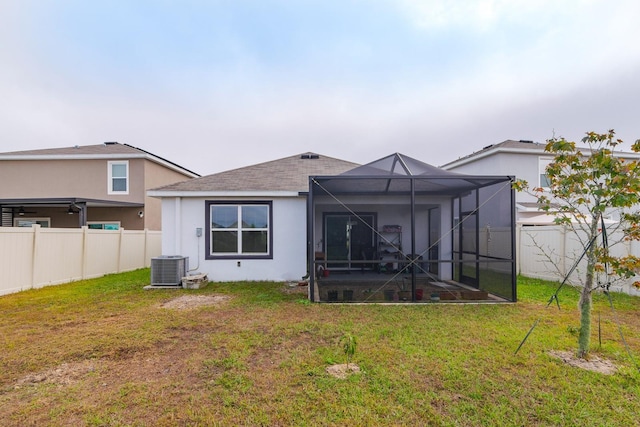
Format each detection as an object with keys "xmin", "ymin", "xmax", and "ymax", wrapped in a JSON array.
[
  {"xmin": 307, "ymin": 153, "xmax": 516, "ymax": 303},
  {"xmin": 0, "ymin": 197, "xmax": 144, "ymax": 229}
]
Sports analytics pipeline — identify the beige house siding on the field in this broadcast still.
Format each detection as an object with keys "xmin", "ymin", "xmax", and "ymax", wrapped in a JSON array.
[
  {"xmin": 127, "ymin": 158, "xmax": 146, "ymax": 202},
  {"xmin": 0, "ymin": 158, "xmax": 144, "ymax": 201},
  {"xmin": 87, "ymin": 206, "xmax": 145, "ymax": 230},
  {"xmin": 142, "ymin": 160, "xmax": 198, "ymax": 230}
]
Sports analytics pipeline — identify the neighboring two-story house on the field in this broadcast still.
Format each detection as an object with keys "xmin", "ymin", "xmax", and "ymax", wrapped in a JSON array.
[
  {"xmin": 0, "ymin": 142, "xmax": 199, "ymax": 230},
  {"xmin": 441, "ymin": 140, "xmax": 551, "ymax": 224},
  {"xmin": 440, "ymin": 139, "xmax": 640, "ymax": 224}
]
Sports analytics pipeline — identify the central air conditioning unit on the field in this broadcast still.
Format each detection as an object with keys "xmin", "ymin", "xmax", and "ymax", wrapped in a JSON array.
[{"xmin": 150, "ymin": 256, "xmax": 189, "ymax": 286}]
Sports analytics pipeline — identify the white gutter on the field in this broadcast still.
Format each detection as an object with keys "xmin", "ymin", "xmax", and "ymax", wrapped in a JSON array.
[{"xmin": 147, "ymin": 190, "xmax": 302, "ymax": 198}]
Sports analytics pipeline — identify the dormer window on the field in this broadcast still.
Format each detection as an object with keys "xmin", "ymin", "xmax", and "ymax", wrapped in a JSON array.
[{"xmin": 108, "ymin": 161, "xmax": 129, "ymax": 194}]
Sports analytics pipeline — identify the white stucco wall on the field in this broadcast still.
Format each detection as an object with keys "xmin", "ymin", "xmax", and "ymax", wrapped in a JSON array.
[
  {"xmin": 444, "ymin": 152, "xmax": 541, "ymax": 204},
  {"xmin": 161, "ymin": 196, "xmax": 308, "ymax": 282}
]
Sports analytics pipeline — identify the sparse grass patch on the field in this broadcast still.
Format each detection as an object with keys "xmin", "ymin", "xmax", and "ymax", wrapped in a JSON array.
[{"xmin": 0, "ymin": 271, "xmax": 639, "ymax": 425}]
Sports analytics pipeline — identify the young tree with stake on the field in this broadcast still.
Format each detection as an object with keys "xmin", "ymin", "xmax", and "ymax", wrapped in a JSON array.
[{"xmin": 513, "ymin": 130, "xmax": 640, "ymax": 358}]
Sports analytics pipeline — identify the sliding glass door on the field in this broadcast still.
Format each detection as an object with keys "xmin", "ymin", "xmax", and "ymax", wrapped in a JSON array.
[{"xmin": 324, "ymin": 214, "xmax": 375, "ymax": 270}]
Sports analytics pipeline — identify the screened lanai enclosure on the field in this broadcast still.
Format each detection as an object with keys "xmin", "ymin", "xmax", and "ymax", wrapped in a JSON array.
[{"xmin": 307, "ymin": 153, "xmax": 516, "ymax": 303}]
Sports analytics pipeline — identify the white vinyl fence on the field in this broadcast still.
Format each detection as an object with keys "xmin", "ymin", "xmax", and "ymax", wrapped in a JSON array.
[
  {"xmin": 0, "ymin": 225, "xmax": 161, "ymax": 296},
  {"xmin": 3, "ymin": 224, "xmax": 639, "ymax": 297},
  {"xmin": 517, "ymin": 224, "xmax": 640, "ymax": 297}
]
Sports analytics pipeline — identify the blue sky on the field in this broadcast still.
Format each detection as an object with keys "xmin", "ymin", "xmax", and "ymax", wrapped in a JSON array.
[{"xmin": 2, "ymin": 0, "xmax": 640, "ymax": 175}]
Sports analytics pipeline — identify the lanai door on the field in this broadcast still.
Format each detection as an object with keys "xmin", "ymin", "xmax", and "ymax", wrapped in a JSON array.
[
  {"xmin": 324, "ymin": 214, "xmax": 375, "ymax": 270},
  {"xmin": 459, "ymin": 210, "xmax": 478, "ymax": 286}
]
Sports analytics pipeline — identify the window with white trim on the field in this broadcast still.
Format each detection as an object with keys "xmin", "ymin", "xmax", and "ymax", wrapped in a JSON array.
[
  {"xmin": 108, "ymin": 161, "xmax": 129, "ymax": 194},
  {"xmin": 14, "ymin": 218, "xmax": 50, "ymax": 227},
  {"xmin": 206, "ymin": 201, "xmax": 272, "ymax": 258},
  {"xmin": 88, "ymin": 221, "xmax": 120, "ymax": 230},
  {"xmin": 539, "ymin": 157, "xmax": 553, "ymax": 188}
]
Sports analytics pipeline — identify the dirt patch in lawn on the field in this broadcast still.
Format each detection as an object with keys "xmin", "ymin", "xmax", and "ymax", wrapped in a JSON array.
[
  {"xmin": 159, "ymin": 294, "xmax": 231, "ymax": 310},
  {"xmin": 549, "ymin": 350, "xmax": 618, "ymax": 375},
  {"xmin": 14, "ymin": 360, "xmax": 97, "ymax": 388},
  {"xmin": 326, "ymin": 363, "xmax": 361, "ymax": 379}
]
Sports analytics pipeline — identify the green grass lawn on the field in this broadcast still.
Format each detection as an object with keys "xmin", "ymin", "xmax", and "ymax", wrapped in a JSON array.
[{"xmin": 0, "ymin": 270, "xmax": 639, "ymax": 426}]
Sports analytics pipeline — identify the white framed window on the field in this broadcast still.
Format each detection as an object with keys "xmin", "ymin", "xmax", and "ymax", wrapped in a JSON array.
[
  {"xmin": 88, "ymin": 221, "xmax": 120, "ymax": 230},
  {"xmin": 14, "ymin": 218, "xmax": 50, "ymax": 228},
  {"xmin": 206, "ymin": 201, "xmax": 272, "ymax": 259},
  {"xmin": 539, "ymin": 157, "xmax": 553, "ymax": 188},
  {"xmin": 108, "ymin": 161, "xmax": 129, "ymax": 194}
]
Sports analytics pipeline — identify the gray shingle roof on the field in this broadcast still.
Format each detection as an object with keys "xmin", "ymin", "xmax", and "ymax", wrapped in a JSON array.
[
  {"xmin": 0, "ymin": 142, "xmax": 200, "ymax": 177},
  {"xmin": 485, "ymin": 140, "xmax": 547, "ymax": 151},
  {"xmin": 442, "ymin": 138, "xmax": 640, "ymax": 169},
  {"xmin": 440, "ymin": 140, "xmax": 546, "ymax": 168},
  {"xmin": 153, "ymin": 153, "xmax": 359, "ymax": 193},
  {"xmin": 0, "ymin": 142, "xmax": 144, "ymax": 156}
]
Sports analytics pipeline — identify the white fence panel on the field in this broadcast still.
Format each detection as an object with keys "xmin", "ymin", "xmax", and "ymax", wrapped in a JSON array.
[
  {"xmin": 32, "ymin": 227, "xmax": 84, "ymax": 288},
  {"xmin": 83, "ymin": 229, "xmax": 123, "ymax": 279},
  {"xmin": 0, "ymin": 227, "xmax": 35, "ymax": 295},
  {"xmin": 120, "ymin": 231, "xmax": 148, "ymax": 272},
  {"xmin": 0, "ymin": 226, "xmax": 161, "ymax": 296},
  {"xmin": 145, "ymin": 231, "xmax": 162, "ymax": 265},
  {"xmin": 519, "ymin": 225, "xmax": 564, "ymax": 281},
  {"xmin": 519, "ymin": 224, "xmax": 640, "ymax": 296}
]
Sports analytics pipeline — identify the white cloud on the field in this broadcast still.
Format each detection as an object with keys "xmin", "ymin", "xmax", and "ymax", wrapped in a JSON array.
[
  {"xmin": 397, "ymin": 0, "xmax": 588, "ymax": 32},
  {"xmin": 2, "ymin": 0, "xmax": 640, "ymax": 175}
]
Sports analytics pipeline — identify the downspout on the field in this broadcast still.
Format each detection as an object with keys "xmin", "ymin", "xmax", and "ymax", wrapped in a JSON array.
[{"xmin": 78, "ymin": 202, "xmax": 87, "ymax": 227}]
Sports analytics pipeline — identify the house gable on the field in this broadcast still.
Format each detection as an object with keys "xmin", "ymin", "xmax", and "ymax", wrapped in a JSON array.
[{"xmin": 149, "ymin": 152, "xmax": 359, "ymax": 196}]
